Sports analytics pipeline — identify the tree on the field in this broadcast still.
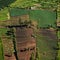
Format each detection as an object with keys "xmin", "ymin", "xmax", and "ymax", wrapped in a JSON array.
[
  {"xmin": 38, "ymin": 0, "xmax": 58, "ymax": 10},
  {"xmin": 30, "ymin": 53, "xmax": 35, "ymax": 60},
  {"xmin": 0, "ymin": 0, "xmax": 16, "ymax": 9},
  {"xmin": 36, "ymin": 47, "xmax": 40, "ymax": 60},
  {"xmin": 10, "ymin": 0, "xmax": 37, "ymax": 8},
  {"xmin": 0, "ymin": 38, "xmax": 4, "ymax": 60},
  {"xmin": 0, "ymin": 0, "xmax": 60, "ymax": 10}
]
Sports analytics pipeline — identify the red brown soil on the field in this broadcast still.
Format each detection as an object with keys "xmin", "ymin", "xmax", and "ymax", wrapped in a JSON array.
[
  {"xmin": 39, "ymin": 29, "xmax": 57, "ymax": 40},
  {"xmin": 4, "ymin": 54, "xmax": 16, "ymax": 60},
  {"xmin": 15, "ymin": 27, "xmax": 36, "ymax": 60}
]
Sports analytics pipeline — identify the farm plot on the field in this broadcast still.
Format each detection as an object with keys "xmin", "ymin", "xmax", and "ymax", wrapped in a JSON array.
[{"xmin": 36, "ymin": 28, "xmax": 57, "ymax": 60}]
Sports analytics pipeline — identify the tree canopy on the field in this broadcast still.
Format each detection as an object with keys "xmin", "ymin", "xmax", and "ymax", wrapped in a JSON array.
[
  {"xmin": 0, "ymin": 0, "xmax": 60, "ymax": 9},
  {"xmin": 0, "ymin": 0, "xmax": 16, "ymax": 9}
]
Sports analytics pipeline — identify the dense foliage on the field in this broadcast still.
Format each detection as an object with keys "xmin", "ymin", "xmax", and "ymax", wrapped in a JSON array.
[
  {"xmin": 0, "ymin": 0, "xmax": 16, "ymax": 9},
  {"xmin": 0, "ymin": 0, "xmax": 60, "ymax": 9}
]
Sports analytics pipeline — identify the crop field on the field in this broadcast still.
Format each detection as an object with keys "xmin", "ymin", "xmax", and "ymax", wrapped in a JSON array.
[
  {"xmin": 29, "ymin": 10, "xmax": 56, "ymax": 28},
  {"xmin": 0, "ymin": 27, "xmax": 58, "ymax": 60},
  {"xmin": 0, "ymin": 8, "xmax": 56, "ymax": 27},
  {"xmin": 0, "ymin": 8, "xmax": 57, "ymax": 60},
  {"xmin": 0, "ymin": 28, "xmax": 58, "ymax": 60},
  {"xmin": 10, "ymin": 8, "xmax": 56, "ymax": 28},
  {"xmin": 0, "ymin": 0, "xmax": 59, "ymax": 60},
  {"xmin": 0, "ymin": 38, "xmax": 4, "ymax": 60},
  {"xmin": 36, "ymin": 29, "xmax": 57, "ymax": 60}
]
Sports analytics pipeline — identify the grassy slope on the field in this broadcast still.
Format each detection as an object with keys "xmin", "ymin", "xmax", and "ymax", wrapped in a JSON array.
[{"xmin": 0, "ymin": 8, "xmax": 8, "ymax": 21}]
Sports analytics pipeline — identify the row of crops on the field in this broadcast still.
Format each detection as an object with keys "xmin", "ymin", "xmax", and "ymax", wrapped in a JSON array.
[{"xmin": 36, "ymin": 29, "xmax": 57, "ymax": 60}]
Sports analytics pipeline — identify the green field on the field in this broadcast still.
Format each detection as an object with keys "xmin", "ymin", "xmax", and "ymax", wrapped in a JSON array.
[
  {"xmin": 36, "ymin": 29, "xmax": 57, "ymax": 60},
  {"xmin": 0, "ymin": 8, "xmax": 56, "ymax": 28},
  {"xmin": 10, "ymin": 8, "xmax": 56, "ymax": 28},
  {"xmin": 0, "ymin": 8, "xmax": 8, "ymax": 21},
  {"xmin": 29, "ymin": 10, "xmax": 56, "ymax": 28}
]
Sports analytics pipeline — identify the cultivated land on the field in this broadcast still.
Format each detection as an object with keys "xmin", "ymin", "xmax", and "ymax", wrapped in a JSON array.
[
  {"xmin": 0, "ymin": 8, "xmax": 57, "ymax": 60},
  {"xmin": 36, "ymin": 28, "xmax": 57, "ymax": 60},
  {"xmin": 0, "ymin": 27, "xmax": 58, "ymax": 60},
  {"xmin": 0, "ymin": 28, "xmax": 15, "ymax": 60}
]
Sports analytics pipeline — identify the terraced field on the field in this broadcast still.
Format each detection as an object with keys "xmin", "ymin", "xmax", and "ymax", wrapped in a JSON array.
[{"xmin": 0, "ymin": 28, "xmax": 15, "ymax": 60}]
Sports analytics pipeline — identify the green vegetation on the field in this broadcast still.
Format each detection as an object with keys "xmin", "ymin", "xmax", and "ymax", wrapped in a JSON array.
[
  {"xmin": 10, "ymin": 8, "xmax": 56, "ymax": 28},
  {"xmin": 0, "ymin": 28, "xmax": 14, "ymax": 60},
  {"xmin": 58, "ymin": 42, "xmax": 60, "ymax": 60},
  {"xmin": 10, "ymin": 0, "xmax": 58, "ymax": 9},
  {"xmin": 0, "ymin": 8, "xmax": 9, "ymax": 20},
  {"xmin": 36, "ymin": 47, "xmax": 40, "ymax": 60},
  {"xmin": 57, "ymin": 30, "xmax": 60, "ymax": 60},
  {"xmin": 10, "ymin": 0, "xmax": 36, "ymax": 8},
  {"xmin": 0, "ymin": 0, "xmax": 16, "ymax": 9},
  {"xmin": 0, "ymin": 28, "xmax": 6, "ymax": 60},
  {"xmin": 0, "ymin": 0, "xmax": 59, "ymax": 9},
  {"xmin": 30, "ymin": 53, "xmax": 35, "ymax": 60},
  {"xmin": 58, "ymin": 31, "xmax": 60, "ymax": 39},
  {"xmin": 0, "ymin": 38, "xmax": 4, "ymax": 60},
  {"xmin": 36, "ymin": 30, "xmax": 57, "ymax": 60},
  {"xmin": 0, "ymin": 0, "xmax": 59, "ymax": 20},
  {"xmin": 57, "ymin": 3, "xmax": 60, "ymax": 60},
  {"xmin": 29, "ymin": 10, "xmax": 56, "ymax": 28},
  {"xmin": 0, "ymin": 0, "xmax": 60, "ymax": 60}
]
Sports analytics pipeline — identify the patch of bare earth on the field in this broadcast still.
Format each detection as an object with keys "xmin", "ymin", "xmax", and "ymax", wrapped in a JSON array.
[{"xmin": 5, "ymin": 54, "xmax": 16, "ymax": 60}]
